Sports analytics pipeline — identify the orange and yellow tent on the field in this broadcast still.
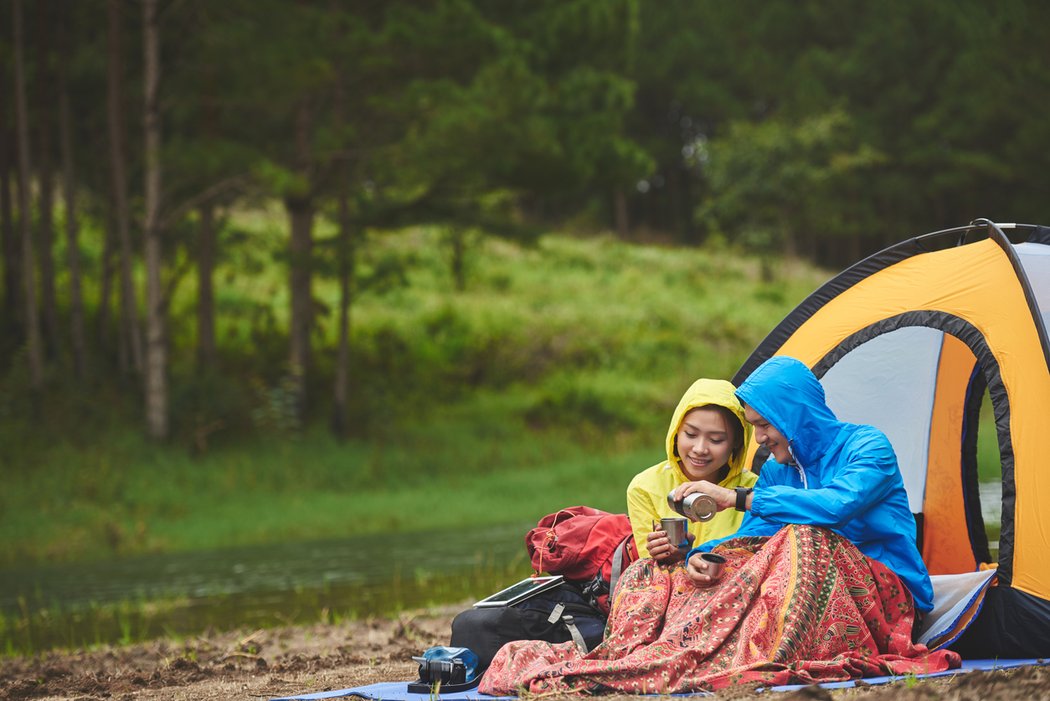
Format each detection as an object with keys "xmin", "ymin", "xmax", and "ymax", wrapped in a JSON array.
[{"xmin": 733, "ymin": 219, "xmax": 1050, "ymax": 657}]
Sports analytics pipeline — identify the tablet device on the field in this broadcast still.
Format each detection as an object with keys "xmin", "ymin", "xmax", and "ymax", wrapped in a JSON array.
[{"xmin": 472, "ymin": 575, "xmax": 565, "ymax": 608}]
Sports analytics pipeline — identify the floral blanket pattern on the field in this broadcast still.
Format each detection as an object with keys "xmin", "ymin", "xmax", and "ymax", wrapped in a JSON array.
[{"xmin": 479, "ymin": 525, "xmax": 960, "ymax": 694}]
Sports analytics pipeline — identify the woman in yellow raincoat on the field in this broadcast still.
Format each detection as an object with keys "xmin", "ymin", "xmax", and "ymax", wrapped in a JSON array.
[{"xmin": 626, "ymin": 378, "xmax": 757, "ymax": 563}]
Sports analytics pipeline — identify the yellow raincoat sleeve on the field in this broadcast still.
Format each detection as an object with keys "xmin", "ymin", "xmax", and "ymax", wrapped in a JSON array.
[
  {"xmin": 627, "ymin": 463, "xmax": 666, "ymax": 557},
  {"xmin": 627, "ymin": 463, "xmax": 757, "ymax": 557}
]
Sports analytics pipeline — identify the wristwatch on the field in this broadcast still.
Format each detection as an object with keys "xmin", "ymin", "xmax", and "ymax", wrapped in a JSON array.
[{"xmin": 735, "ymin": 486, "xmax": 753, "ymax": 512}]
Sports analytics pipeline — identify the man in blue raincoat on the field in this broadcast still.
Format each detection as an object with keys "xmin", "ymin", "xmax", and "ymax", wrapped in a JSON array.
[{"xmin": 679, "ymin": 355, "xmax": 934, "ymax": 615}]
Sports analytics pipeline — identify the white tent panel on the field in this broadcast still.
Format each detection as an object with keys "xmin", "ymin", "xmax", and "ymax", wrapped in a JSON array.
[
  {"xmin": 820, "ymin": 326, "xmax": 944, "ymax": 513},
  {"xmin": 1015, "ymin": 242, "xmax": 1050, "ymax": 330}
]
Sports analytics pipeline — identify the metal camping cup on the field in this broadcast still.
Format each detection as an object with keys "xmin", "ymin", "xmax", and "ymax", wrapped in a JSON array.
[
  {"xmin": 659, "ymin": 517, "xmax": 690, "ymax": 550},
  {"xmin": 667, "ymin": 489, "xmax": 718, "ymax": 522},
  {"xmin": 700, "ymin": 552, "xmax": 726, "ymax": 579}
]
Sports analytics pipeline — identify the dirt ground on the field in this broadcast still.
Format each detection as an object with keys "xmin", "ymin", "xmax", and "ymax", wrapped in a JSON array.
[{"xmin": 2, "ymin": 603, "xmax": 1047, "ymax": 701}]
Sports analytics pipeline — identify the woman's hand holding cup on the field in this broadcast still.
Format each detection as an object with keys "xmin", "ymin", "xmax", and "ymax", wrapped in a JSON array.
[{"xmin": 647, "ymin": 520, "xmax": 694, "ymax": 564}]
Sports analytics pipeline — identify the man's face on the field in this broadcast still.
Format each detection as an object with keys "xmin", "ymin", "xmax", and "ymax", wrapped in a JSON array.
[{"xmin": 743, "ymin": 405, "xmax": 791, "ymax": 464}]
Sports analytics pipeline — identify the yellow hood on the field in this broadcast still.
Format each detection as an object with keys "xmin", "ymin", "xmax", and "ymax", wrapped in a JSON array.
[{"xmin": 664, "ymin": 378, "xmax": 753, "ymax": 484}]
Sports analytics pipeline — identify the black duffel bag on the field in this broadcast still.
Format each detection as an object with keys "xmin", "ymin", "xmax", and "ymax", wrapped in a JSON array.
[{"xmin": 450, "ymin": 581, "xmax": 606, "ymax": 671}]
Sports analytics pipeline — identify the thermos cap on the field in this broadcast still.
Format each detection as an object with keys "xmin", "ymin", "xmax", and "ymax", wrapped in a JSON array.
[{"xmin": 667, "ymin": 489, "xmax": 718, "ymax": 522}]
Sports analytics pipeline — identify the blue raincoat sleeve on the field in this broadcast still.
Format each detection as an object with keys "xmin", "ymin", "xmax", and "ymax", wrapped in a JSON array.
[
  {"xmin": 749, "ymin": 428, "xmax": 902, "ymax": 528},
  {"xmin": 688, "ymin": 429, "xmax": 902, "ymax": 554}
]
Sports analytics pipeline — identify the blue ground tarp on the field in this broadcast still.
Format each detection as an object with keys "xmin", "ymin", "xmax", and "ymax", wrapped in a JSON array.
[{"xmin": 269, "ymin": 658, "xmax": 1048, "ymax": 700}]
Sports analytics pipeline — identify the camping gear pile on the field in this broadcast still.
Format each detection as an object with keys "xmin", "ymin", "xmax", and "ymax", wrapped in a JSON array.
[{"xmin": 449, "ymin": 506, "xmax": 638, "ymax": 671}]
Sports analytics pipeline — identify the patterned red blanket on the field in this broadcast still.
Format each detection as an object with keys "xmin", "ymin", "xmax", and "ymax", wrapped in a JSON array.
[{"xmin": 480, "ymin": 525, "xmax": 960, "ymax": 694}]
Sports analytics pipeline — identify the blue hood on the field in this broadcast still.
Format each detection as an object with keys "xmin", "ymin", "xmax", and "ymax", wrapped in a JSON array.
[{"xmin": 735, "ymin": 356, "xmax": 837, "ymax": 469}]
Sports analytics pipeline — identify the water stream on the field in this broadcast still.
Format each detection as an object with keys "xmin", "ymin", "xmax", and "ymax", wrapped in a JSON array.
[
  {"xmin": 0, "ymin": 522, "xmax": 534, "ymax": 653},
  {"xmin": 0, "ymin": 485, "xmax": 1006, "ymax": 654}
]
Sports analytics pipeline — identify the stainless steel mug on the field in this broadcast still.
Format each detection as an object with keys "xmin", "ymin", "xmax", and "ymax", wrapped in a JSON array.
[
  {"xmin": 659, "ymin": 516, "xmax": 690, "ymax": 550},
  {"xmin": 700, "ymin": 552, "xmax": 726, "ymax": 579}
]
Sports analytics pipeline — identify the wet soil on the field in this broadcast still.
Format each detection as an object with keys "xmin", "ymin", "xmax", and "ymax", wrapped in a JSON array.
[{"xmin": 2, "ymin": 603, "xmax": 1046, "ymax": 701}]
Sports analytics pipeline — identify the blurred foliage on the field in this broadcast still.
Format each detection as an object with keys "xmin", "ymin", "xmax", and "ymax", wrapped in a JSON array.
[
  {"xmin": 0, "ymin": 0, "xmax": 1032, "ymax": 564},
  {"xmin": 0, "ymin": 231, "xmax": 827, "ymax": 565}
]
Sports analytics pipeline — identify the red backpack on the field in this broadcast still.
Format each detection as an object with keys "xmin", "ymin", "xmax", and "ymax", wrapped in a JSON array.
[{"xmin": 525, "ymin": 506, "xmax": 639, "ymax": 614}]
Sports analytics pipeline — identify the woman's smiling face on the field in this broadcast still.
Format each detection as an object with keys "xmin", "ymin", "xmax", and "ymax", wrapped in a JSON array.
[{"xmin": 675, "ymin": 407, "xmax": 734, "ymax": 481}]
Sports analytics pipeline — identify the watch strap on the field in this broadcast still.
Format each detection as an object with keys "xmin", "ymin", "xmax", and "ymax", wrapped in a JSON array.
[{"xmin": 735, "ymin": 486, "xmax": 753, "ymax": 512}]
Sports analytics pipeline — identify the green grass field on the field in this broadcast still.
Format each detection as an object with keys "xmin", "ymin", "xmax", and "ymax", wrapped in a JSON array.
[
  {"xmin": 1, "ymin": 228, "xmax": 830, "ymax": 567},
  {"xmin": 0, "ymin": 227, "xmax": 1006, "ymax": 569}
]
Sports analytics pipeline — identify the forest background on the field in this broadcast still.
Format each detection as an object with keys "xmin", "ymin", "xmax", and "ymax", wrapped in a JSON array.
[{"xmin": 0, "ymin": 0, "xmax": 1043, "ymax": 641}]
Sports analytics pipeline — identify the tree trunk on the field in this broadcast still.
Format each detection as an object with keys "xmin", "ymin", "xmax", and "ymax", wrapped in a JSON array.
[
  {"xmin": 668, "ymin": 165, "xmax": 695, "ymax": 243},
  {"xmin": 286, "ymin": 193, "xmax": 313, "ymax": 421},
  {"xmin": 196, "ymin": 202, "xmax": 217, "ymax": 369},
  {"xmin": 782, "ymin": 225, "xmax": 798, "ymax": 260},
  {"xmin": 331, "ymin": 184, "xmax": 355, "ymax": 440},
  {"xmin": 613, "ymin": 187, "xmax": 630, "ymax": 239},
  {"xmin": 142, "ymin": 0, "xmax": 167, "ymax": 440},
  {"xmin": 848, "ymin": 231, "xmax": 861, "ymax": 266},
  {"xmin": 107, "ymin": 0, "xmax": 143, "ymax": 376},
  {"xmin": 35, "ymin": 0, "xmax": 61, "ymax": 359},
  {"xmin": 449, "ymin": 227, "xmax": 466, "ymax": 292},
  {"xmin": 97, "ymin": 206, "xmax": 117, "ymax": 347},
  {"xmin": 330, "ymin": 47, "xmax": 353, "ymax": 441},
  {"xmin": 0, "ymin": 54, "xmax": 21, "ymax": 329},
  {"xmin": 195, "ymin": 57, "xmax": 219, "ymax": 372},
  {"xmin": 58, "ymin": 13, "xmax": 87, "ymax": 379},
  {"xmin": 286, "ymin": 100, "xmax": 314, "ymax": 423},
  {"xmin": 12, "ymin": 0, "xmax": 44, "ymax": 387}
]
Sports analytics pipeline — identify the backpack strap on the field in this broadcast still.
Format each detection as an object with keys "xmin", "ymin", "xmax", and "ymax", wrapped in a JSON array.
[
  {"xmin": 546, "ymin": 603, "xmax": 592, "ymax": 654},
  {"xmin": 608, "ymin": 535, "xmax": 630, "ymax": 606},
  {"xmin": 561, "ymin": 615, "xmax": 591, "ymax": 654}
]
